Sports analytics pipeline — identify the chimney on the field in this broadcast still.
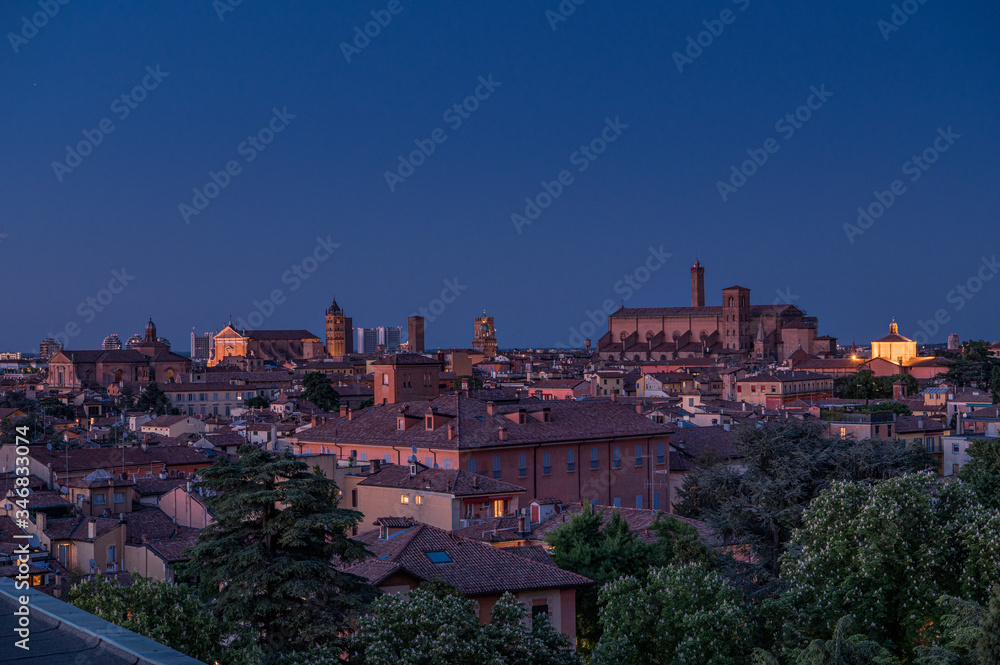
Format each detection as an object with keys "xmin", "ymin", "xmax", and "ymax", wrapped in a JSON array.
[
  {"xmin": 340, "ymin": 405, "xmax": 348, "ymax": 417},
  {"xmin": 47, "ymin": 463, "xmax": 54, "ymax": 490},
  {"xmin": 311, "ymin": 416, "xmax": 318, "ymax": 427},
  {"xmin": 611, "ymin": 392, "xmax": 617, "ymax": 402},
  {"xmin": 918, "ymin": 418, "xmax": 924, "ymax": 429},
  {"xmin": 487, "ymin": 401, "xmax": 495, "ymax": 416},
  {"xmin": 498, "ymin": 426, "xmax": 508, "ymax": 441},
  {"xmin": 517, "ymin": 514, "xmax": 527, "ymax": 535},
  {"xmin": 461, "ymin": 378, "xmax": 469, "ymax": 396},
  {"xmin": 87, "ymin": 518, "xmax": 97, "ymax": 540},
  {"xmin": 348, "ymin": 408, "xmax": 354, "ymax": 421},
  {"xmin": 186, "ymin": 480, "xmax": 192, "ymax": 493},
  {"xmin": 448, "ymin": 423, "xmax": 456, "ymax": 440},
  {"xmin": 371, "ymin": 458, "xmax": 381, "ymax": 473},
  {"xmin": 635, "ymin": 403, "xmax": 643, "ymax": 415},
  {"xmin": 542, "ymin": 407, "xmax": 551, "ymax": 422},
  {"xmin": 36, "ymin": 512, "xmax": 46, "ymax": 532}
]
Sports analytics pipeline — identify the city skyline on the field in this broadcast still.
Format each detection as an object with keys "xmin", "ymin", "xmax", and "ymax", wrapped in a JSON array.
[{"xmin": 2, "ymin": 1, "xmax": 998, "ymax": 352}]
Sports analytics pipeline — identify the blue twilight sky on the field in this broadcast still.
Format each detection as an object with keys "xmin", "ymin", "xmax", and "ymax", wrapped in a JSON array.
[{"xmin": 1, "ymin": 0, "xmax": 998, "ymax": 354}]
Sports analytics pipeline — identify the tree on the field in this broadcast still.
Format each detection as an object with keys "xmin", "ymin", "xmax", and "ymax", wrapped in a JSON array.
[
  {"xmin": 870, "ymin": 400, "xmax": 912, "ymax": 416},
  {"xmin": 915, "ymin": 585, "xmax": 1000, "ymax": 665},
  {"xmin": 991, "ymin": 366, "xmax": 1000, "ymax": 405},
  {"xmin": 546, "ymin": 504, "xmax": 712, "ymax": 653},
  {"xmin": 348, "ymin": 588, "xmax": 579, "ymax": 665},
  {"xmin": 245, "ymin": 395, "xmax": 271, "ymax": 409},
  {"xmin": 780, "ymin": 474, "xmax": 1000, "ymax": 657},
  {"xmin": 69, "ymin": 575, "xmax": 232, "ymax": 664},
  {"xmin": 837, "ymin": 370, "xmax": 886, "ymax": 401},
  {"xmin": 590, "ymin": 562, "xmax": 756, "ymax": 665},
  {"xmin": 137, "ymin": 381, "xmax": 179, "ymax": 415},
  {"xmin": 38, "ymin": 396, "xmax": 76, "ymax": 421},
  {"xmin": 674, "ymin": 421, "xmax": 932, "ymax": 587},
  {"xmin": 454, "ymin": 375, "xmax": 484, "ymax": 391},
  {"xmin": 1, "ymin": 415, "xmax": 54, "ymax": 446},
  {"xmin": 302, "ymin": 372, "xmax": 340, "ymax": 412},
  {"xmin": 183, "ymin": 445, "xmax": 375, "ymax": 660},
  {"xmin": 957, "ymin": 438, "xmax": 1000, "ymax": 509},
  {"xmin": 117, "ymin": 384, "xmax": 137, "ymax": 411},
  {"xmin": 357, "ymin": 398, "xmax": 374, "ymax": 409}
]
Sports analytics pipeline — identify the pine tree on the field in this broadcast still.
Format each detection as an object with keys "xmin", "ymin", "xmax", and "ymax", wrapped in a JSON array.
[
  {"xmin": 183, "ymin": 446, "xmax": 375, "ymax": 660},
  {"xmin": 302, "ymin": 372, "xmax": 340, "ymax": 412}
]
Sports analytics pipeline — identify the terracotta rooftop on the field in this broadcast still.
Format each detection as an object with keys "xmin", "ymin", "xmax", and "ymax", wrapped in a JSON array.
[
  {"xmin": 299, "ymin": 394, "xmax": 669, "ymax": 450},
  {"xmin": 344, "ymin": 521, "xmax": 592, "ymax": 595},
  {"xmin": 359, "ymin": 463, "xmax": 525, "ymax": 496}
]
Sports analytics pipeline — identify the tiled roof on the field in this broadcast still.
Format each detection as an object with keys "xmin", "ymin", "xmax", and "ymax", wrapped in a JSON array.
[
  {"xmin": 300, "ymin": 395, "xmax": 670, "ymax": 450},
  {"xmin": 531, "ymin": 503, "xmax": 722, "ymax": 547},
  {"xmin": 873, "ymin": 332, "xmax": 913, "ymax": 343},
  {"xmin": 372, "ymin": 354, "xmax": 441, "ymax": 366},
  {"xmin": 44, "ymin": 517, "xmax": 121, "ymax": 542},
  {"xmin": 738, "ymin": 370, "xmax": 832, "ymax": 382},
  {"xmin": 344, "ymin": 521, "xmax": 592, "ymax": 595},
  {"xmin": 144, "ymin": 415, "xmax": 192, "ymax": 427},
  {"xmin": 243, "ymin": 330, "xmax": 320, "ymax": 341},
  {"xmin": 667, "ymin": 425, "xmax": 739, "ymax": 461},
  {"xmin": 895, "ymin": 415, "xmax": 947, "ymax": 433},
  {"xmin": 967, "ymin": 405, "xmax": 1000, "ymax": 420},
  {"xmin": 133, "ymin": 477, "xmax": 187, "ymax": 496},
  {"xmin": 122, "ymin": 508, "xmax": 179, "ymax": 544},
  {"xmin": 359, "ymin": 464, "xmax": 525, "ymax": 496},
  {"xmin": 528, "ymin": 379, "xmax": 588, "ymax": 390}
]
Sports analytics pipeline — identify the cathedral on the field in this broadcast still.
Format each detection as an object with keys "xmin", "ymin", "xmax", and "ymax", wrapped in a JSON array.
[
  {"xmin": 596, "ymin": 261, "xmax": 836, "ymax": 362},
  {"xmin": 47, "ymin": 319, "xmax": 191, "ymax": 389}
]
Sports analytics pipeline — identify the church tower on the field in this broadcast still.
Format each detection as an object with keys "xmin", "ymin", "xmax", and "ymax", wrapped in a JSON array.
[
  {"xmin": 690, "ymin": 259, "xmax": 705, "ymax": 307},
  {"xmin": 325, "ymin": 298, "xmax": 353, "ymax": 357},
  {"xmin": 721, "ymin": 285, "xmax": 752, "ymax": 352}
]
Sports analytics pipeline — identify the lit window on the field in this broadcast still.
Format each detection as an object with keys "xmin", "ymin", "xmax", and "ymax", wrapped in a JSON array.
[
  {"xmin": 415, "ymin": 495, "xmax": 423, "ymax": 505},
  {"xmin": 400, "ymin": 494, "xmax": 409, "ymax": 504}
]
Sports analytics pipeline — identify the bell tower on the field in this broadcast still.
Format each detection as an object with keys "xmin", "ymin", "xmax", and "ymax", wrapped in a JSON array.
[{"xmin": 690, "ymin": 260, "xmax": 705, "ymax": 307}]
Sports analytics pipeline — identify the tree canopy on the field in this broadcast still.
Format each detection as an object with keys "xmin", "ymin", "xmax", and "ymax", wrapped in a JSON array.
[
  {"xmin": 136, "ymin": 380, "xmax": 179, "ymax": 415},
  {"xmin": 182, "ymin": 445, "xmax": 375, "ymax": 660},
  {"xmin": 302, "ymin": 372, "xmax": 341, "ymax": 412},
  {"xmin": 546, "ymin": 504, "xmax": 713, "ymax": 653}
]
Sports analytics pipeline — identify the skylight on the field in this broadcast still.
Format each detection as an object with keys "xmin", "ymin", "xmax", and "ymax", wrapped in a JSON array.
[{"xmin": 425, "ymin": 550, "xmax": 452, "ymax": 564}]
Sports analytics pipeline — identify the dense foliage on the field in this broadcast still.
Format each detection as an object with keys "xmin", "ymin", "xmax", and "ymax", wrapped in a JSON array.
[
  {"xmin": 183, "ymin": 445, "xmax": 375, "ymax": 661},
  {"xmin": 69, "ymin": 575, "xmax": 230, "ymax": 664},
  {"xmin": 136, "ymin": 380, "xmax": 180, "ymax": 415},
  {"xmin": 591, "ymin": 562, "xmax": 755, "ymax": 665},
  {"xmin": 835, "ymin": 371, "xmax": 918, "ymax": 400},
  {"xmin": 675, "ymin": 420, "xmax": 933, "ymax": 586},
  {"xmin": 302, "ymin": 372, "xmax": 341, "ymax": 411},
  {"xmin": 348, "ymin": 588, "xmax": 580, "ymax": 665},
  {"xmin": 545, "ymin": 505, "xmax": 713, "ymax": 652}
]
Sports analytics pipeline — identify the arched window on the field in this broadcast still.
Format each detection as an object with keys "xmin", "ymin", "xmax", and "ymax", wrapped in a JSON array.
[{"xmin": 728, "ymin": 296, "xmax": 734, "ymax": 307}]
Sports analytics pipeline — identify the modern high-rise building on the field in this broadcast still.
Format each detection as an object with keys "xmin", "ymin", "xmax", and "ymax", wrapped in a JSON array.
[
  {"xmin": 947, "ymin": 333, "xmax": 960, "ymax": 350},
  {"xmin": 191, "ymin": 331, "xmax": 214, "ymax": 359},
  {"xmin": 102, "ymin": 334, "xmax": 122, "ymax": 351},
  {"xmin": 408, "ymin": 315, "xmax": 425, "ymax": 353},
  {"xmin": 357, "ymin": 327, "xmax": 380, "ymax": 354},
  {"xmin": 472, "ymin": 314, "xmax": 497, "ymax": 357},
  {"xmin": 325, "ymin": 297, "xmax": 353, "ymax": 356},
  {"xmin": 39, "ymin": 337, "xmax": 63, "ymax": 359},
  {"xmin": 125, "ymin": 333, "xmax": 143, "ymax": 350},
  {"xmin": 356, "ymin": 326, "xmax": 403, "ymax": 354}
]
